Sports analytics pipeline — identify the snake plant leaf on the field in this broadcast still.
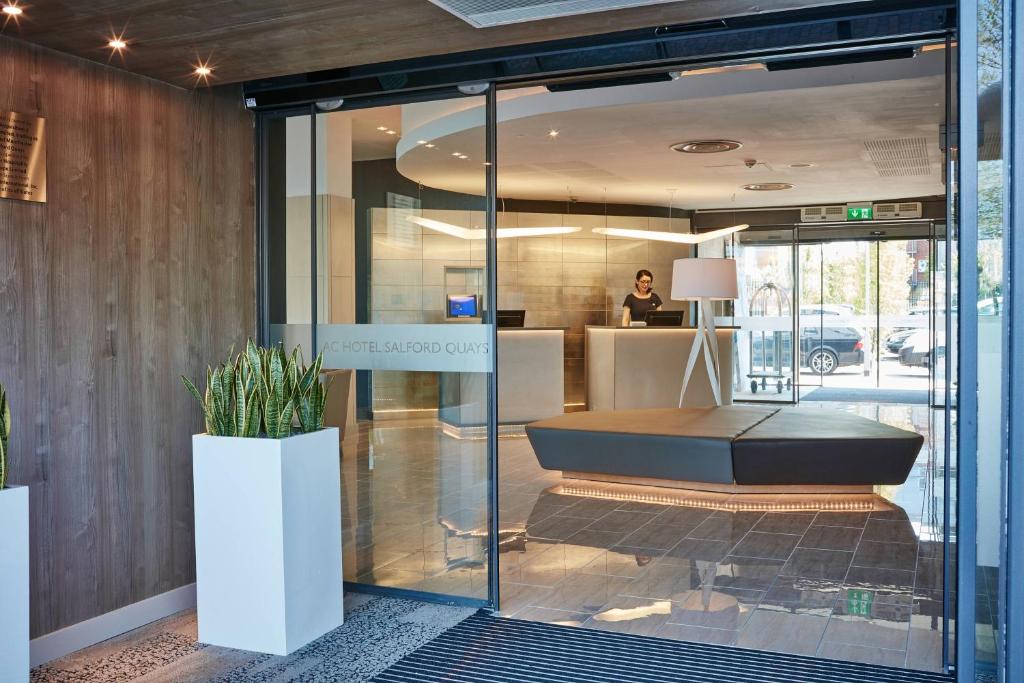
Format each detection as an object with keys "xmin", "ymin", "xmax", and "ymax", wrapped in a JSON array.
[
  {"xmin": 279, "ymin": 398, "xmax": 295, "ymax": 439},
  {"xmin": 234, "ymin": 371, "xmax": 247, "ymax": 436},
  {"xmin": 0, "ymin": 384, "xmax": 8, "ymax": 489},
  {"xmin": 264, "ymin": 389, "xmax": 281, "ymax": 438}
]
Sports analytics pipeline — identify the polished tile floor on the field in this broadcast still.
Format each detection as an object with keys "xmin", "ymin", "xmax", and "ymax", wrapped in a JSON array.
[{"xmin": 340, "ymin": 403, "xmax": 951, "ymax": 673}]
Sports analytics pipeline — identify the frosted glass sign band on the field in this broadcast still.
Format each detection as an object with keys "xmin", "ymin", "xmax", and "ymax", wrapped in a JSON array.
[{"xmin": 306, "ymin": 324, "xmax": 493, "ymax": 373}]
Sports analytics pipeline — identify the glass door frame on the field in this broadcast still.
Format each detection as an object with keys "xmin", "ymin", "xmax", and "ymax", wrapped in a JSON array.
[{"xmin": 254, "ymin": 86, "xmax": 501, "ymax": 610}]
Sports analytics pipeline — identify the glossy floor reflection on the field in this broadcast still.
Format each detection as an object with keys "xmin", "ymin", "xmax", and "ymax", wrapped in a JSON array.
[
  {"xmin": 497, "ymin": 402, "xmax": 948, "ymax": 673},
  {"xmin": 339, "ymin": 404, "xmax": 949, "ymax": 673}
]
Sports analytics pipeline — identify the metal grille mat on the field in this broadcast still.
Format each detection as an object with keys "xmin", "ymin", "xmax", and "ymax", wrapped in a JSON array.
[{"xmin": 373, "ymin": 611, "xmax": 953, "ymax": 682}]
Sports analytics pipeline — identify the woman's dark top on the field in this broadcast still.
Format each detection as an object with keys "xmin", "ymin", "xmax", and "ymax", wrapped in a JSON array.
[{"xmin": 623, "ymin": 292, "xmax": 663, "ymax": 322}]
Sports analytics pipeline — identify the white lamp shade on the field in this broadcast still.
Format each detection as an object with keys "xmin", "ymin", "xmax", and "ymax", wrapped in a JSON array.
[{"xmin": 670, "ymin": 258, "xmax": 739, "ymax": 301}]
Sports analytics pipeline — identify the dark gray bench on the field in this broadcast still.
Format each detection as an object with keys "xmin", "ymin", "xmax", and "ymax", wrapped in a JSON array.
[{"xmin": 525, "ymin": 406, "xmax": 922, "ymax": 489}]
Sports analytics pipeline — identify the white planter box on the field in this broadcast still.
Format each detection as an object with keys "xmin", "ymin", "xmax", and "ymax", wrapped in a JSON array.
[
  {"xmin": 0, "ymin": 486, "xmax": 29, "ymax": 683},
  {"xmin": 193, "ymin": 428, "xmax": 343, "ymax": 655}
]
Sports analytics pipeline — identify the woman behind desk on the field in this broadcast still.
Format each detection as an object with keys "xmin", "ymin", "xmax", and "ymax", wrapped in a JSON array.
[{"xmin": 621, "ymin": 269, "xmax": 663, "ymax": 326}]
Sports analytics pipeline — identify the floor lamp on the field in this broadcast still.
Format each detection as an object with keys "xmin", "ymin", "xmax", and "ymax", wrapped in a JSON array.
[{"xmin": 671, "ymin": 258, "xmax": 738, "ymax": 407}]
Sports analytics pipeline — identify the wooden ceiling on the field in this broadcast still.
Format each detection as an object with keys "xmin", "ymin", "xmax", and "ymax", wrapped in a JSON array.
[{"xmin": 1, "ymin": 0, "xmax": 852, "ymax": 88}]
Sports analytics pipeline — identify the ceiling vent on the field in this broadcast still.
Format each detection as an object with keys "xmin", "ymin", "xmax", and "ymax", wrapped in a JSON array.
[
  {"xmin": 873, "ymin": 201, "xmax": 923, "ymax": 219},
  {"xmin": 801, "ymin": 205, "xmax": 847, "ymax": 222},
  {"xmin": 428, "ymin": 0, "xmax": 676, "ymax": 27},
  {"xmin": 864, "ymin": 137, "xmax": 932, "ymax": 177}
]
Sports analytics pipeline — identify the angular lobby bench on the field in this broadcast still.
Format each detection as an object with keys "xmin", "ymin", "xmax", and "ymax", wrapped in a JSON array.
[{"xmin": 525, "ymin": 406, "xmax": 923, "ymax": 493}]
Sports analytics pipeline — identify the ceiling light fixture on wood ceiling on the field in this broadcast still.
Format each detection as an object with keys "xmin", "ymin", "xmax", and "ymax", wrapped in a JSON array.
[{"xmin": 593, "ymin": 224, "xmax": 749, "ymax": 244}]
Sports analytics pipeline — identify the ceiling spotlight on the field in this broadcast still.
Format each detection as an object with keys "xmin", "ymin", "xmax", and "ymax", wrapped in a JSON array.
[
  {"xmin": 2, "ymin": 3, "xmax": 22, "ymax": 16},
  {"xmin": 425, "ymin": 143, "xmax": 436, "ymax": 148},
  {"xmin": 194, "ymin": 65, "xmax": 213, "ymax": 77},
  {"xmin": 671, "ymin": 140, "xmax": 742, "ymax": 154},
  {"xmin": 742, "ymin": 182, "xmax": 793, "ymax": 191},
  {"xmin": 108, "ymin": 38, "xmax": 128, "ymax": 51},
  {"xmin": 416, "ymin": 140, "xmax": 428, "ymax": 145},
  {"xmin": 376, "ymin": 126, "xmax": 388, "ymax": 131},
  {"xmin": 548, "ymin": 129, "xmax": 560, "ymax": 138},
  {"xmin": 386, "ymin": 130, "xmax": 397, "ymax": 135},
  {"xmin": 451, "ymin": 152, "xmax": 461, "ymax": 157}
]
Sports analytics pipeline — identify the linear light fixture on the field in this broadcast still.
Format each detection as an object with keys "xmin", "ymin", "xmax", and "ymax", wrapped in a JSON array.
[
  {"xmin": 408, "ymin": 215, "xmax": 580, "ymax": 239},
  {"xmin": 592, "ymin": 223, "xmax": 749, "ymax": 244}
]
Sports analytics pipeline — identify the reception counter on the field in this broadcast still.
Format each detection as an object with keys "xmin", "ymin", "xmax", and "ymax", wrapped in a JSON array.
[
  {"xmin": 586, "ymin": 326, "xmax": 735, "ymax": 410},
  {"xmin": 440, "ymin": 328, "xmax": 565, "ymax": 431}
]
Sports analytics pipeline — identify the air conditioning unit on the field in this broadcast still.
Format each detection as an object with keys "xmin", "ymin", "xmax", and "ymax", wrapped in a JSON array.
[
  {"xmin": 873, "ymin": 201, "xmax": 923, "ymax": 219},
  {"xmin": 801, "ymin": 205, "xmax": 847, "ymax": 222}
]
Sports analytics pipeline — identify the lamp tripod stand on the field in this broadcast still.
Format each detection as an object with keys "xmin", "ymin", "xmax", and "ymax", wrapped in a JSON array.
[{"xmin": 679, "ymin": 297, "xmax": 723, "ymax": 407}]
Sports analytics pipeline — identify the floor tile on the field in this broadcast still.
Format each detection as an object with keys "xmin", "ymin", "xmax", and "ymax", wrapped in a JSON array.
[
  {"xmin": 687, "ymin": 512, "xmax": 763, "ymax": 543},
  {"xmin": 563, "ymin": 528, "xmax": 630, "ymax": 550},
  {"xmin": 852, "ymin": 540, "xmax": 918, "ymax": 572},
  {"xmin": 655, "ymin": 622, "xmax": 739, "ymax": 646},
  {"xmin": 623, "ymin": 557, "xmax": 699, "ymax": 601},
  {"xmin": 730, "ymin": 531, "xmax": 801, "ymax": 561},
  {"xmin": 586, "ymin": 510, "xmax": 659, "ymax": 535},
  {"xmin": 652, "ymin": 505, "xmax": 715, "ymax": 528},
  {"xmin": 824, "ymin": 600, "xmax": 912, "ymax": 650},
  {"xmin": 817, "ymin": 641, "xmax": 908, "ymax": 668},
  {"xmin": 664, "ymin": 537, "xmax": 733, "ymax": 563},
  {"xmin": 542, "ymin": 572, "xmax": 635, "ymax": 614},
  {"xmin": 862, "ymin": 518, "xmax": 920, "ymax": 544},
  {"xmin": 497, "ymin": 582, "xmax": 555, "ymax": 615},
  {"xmin": 560, "ymin": 497, "xmax": 623, "ymax": 520},
  {"xmin": 752, "ymin": 513, "xmax": 815, "ymax": 535},
  {"xmin": 799, "ymin": 525, "xmax": 863, "ymax": 552},
  {"xmin": 781, "ymin": 548, "xmax": 854, "ymax": 581},
  {"xmin": 527, "ymin": 514, "xmax": 597, "ymax": 541},
  {"xmin": 670, "ymin": 587, "xmax": 763, "ymax": 630},
  {"xmin": 620, "ymin": 522, "xmax": 693, "ymax": 550},
  {"xmin": 762, "ymin": 576, "xmax": 841, "ymax": 616},
  {"xmin": 812, "ymin": 511, "xmax": 870, "ymax": 528},
  {"xmin": 713, "ymin": 556, "xmax": 786, "ymax": 591},
  {"xmin": 736, "ymin": 609, "xmax": 830, "ymax": 655},
  {"xmin": 511, "ymin": 605, "xmax": 590, "ymax": 626},
  {"xmin": 584, "ymin": 595, "xmax": 678, "ymax": 635},
  {"xmin": 844, "ymin": 566, "xmax": 916, "ymax": 604},
  {"xmin": 580, "ymin": 546, "xmax": 665, "ymax": 578}
]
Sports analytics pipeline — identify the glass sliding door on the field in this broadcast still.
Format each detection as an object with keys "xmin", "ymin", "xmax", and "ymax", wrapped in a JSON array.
[{"xmin": 263, "ymin": 92, "xmax": 495, "ymax": 604}]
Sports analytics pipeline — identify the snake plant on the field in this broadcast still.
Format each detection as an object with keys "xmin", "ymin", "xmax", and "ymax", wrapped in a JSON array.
[
  {"xmin": 0, "ymin": 383, "xmax": 9, "ymax": 489},
  {"xmin": 182, "ymin": 340, "xmax": 329, "ymax": 438}
]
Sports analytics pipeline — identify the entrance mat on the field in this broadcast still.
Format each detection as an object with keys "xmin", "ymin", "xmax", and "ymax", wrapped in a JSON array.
[
  {"xmin": 802, "ymin": 387, "xmax": 929, "ymax": 404},
  {"xmin": 373, "ymin": 611, "xmax": 952, "ymax": 683}
]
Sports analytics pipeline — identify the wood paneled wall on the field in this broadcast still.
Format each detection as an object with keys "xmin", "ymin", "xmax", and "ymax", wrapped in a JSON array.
[{"xmin": 0, "ymin": 37, "xmax": 255, "ymax": 638}]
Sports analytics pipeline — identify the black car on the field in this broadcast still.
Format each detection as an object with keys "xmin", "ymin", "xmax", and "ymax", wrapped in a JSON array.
[{"xmin": 750, "ymin": 326, "xmax": 865, "ymax": 376}]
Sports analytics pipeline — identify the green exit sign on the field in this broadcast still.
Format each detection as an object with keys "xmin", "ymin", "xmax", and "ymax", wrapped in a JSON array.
[{"xmin": 847, "ymin": 206, "xmax": 873, "ymax": 220}]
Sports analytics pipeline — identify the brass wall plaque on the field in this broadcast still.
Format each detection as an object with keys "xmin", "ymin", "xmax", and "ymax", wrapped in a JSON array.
[{"xmin": 0, "ymin": 111, "xmax": 46, "ymax": 203}]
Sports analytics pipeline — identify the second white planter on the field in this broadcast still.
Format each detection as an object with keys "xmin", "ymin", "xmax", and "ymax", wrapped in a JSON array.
[
  {"xmin": 193, "ymin": 427, "xmax": 343, "ymax": 656},
  {"xmin": 0, "ymin": 485, "xmax": 29, "ymax": 683}
]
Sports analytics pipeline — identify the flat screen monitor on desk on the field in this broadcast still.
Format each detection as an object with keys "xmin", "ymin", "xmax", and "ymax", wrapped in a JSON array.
[
  {"xmin": 447, "ymin": 294, "xmax": 479, "ymax": 319},
  {"xmin": 644, "ymin": 310, "xmax": 685, "ymax": 327},
  {"xmin": 496, "ymin": 310, "xmax": 526, "ymax": 328}
]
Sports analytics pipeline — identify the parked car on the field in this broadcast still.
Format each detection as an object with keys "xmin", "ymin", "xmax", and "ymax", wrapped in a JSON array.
[
  {"xmin": 885, "ymin": 328, "xmax": 918, "ymax": 354},
  {"xmin": 899, "ymin": 330, "xmax": 946, "ymax": 368},
  {"xmin": 750, "ymin": 325, "xmax": 864, "ymax": 377}
]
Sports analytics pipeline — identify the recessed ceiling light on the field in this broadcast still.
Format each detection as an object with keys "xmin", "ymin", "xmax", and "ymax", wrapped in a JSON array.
[
  {"xmin": 671, "ymin": 140, "xmax": 743, "ymax": 154},
  {"xmin": 2, "ymin": 3, "xmax": 22, "ymax": 16},
  {"xmin": 451, "ymin": 152, "xmax": 461, "ymax": 157},
  {"xmin": 108, "ymin": 38, "xmax": 127, "ymax": 50},
  {"xmin": 376, "ymin": 126, "xmax": 388, "ymax": 131},
  {"xmin": 416, "ymin": 140, "xmax": 428, "ymax": 144},
  {"xmin": 194, "ymin": 65, "xmax": 213, "ymax": 77},
  {"xmin": 385, "ymin": 130, "xmax": 397, "ymax": 135},
  {"xmin": 742, "ymin": 182, "xmax": 794, "ymax": 191},
  {"xmin": 425, "ymin": 143, "xmax": 436, "ymax": 148},
  {"xmin": 548, "ymin": 129, "xmax": 560, "ymax": 138}
]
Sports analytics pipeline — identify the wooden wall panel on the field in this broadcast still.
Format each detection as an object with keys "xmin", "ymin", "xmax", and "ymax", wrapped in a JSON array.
[{"xmin": 0, "ymin": 36, "xmax": 255, "ymax": 638}]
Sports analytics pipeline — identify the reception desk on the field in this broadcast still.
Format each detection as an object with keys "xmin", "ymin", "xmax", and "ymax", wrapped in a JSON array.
[
  {"xmin": 440, "ymin": 328, "xmax": 565, "ymax": 430},
  {"xmin": 586, "ymin": 326, "xmax": 735, "ymax": 410}
]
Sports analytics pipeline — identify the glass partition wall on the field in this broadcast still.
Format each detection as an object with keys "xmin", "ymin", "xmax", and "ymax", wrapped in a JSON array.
[{"xmin": 263, "ymin": 94, "xmax": 494, "ymax": 604}]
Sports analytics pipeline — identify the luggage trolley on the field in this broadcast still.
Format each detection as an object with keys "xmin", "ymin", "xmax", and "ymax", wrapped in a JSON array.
[{"xmin": 747, "ymin": 282, "xmax": 793, "ymax": 394}]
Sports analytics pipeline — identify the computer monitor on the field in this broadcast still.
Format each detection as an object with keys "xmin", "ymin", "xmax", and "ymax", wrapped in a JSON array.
[
  {"xmin": 447, "ymin": 294, "xmax": 479, "ymax": 319},
  {"xmin": 496, "ymin": 310, "xmax": 526, "ymax": 328},
  {"xmin": 645, "ymin": 309, "xmax": 685, "ymax": 327}
]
